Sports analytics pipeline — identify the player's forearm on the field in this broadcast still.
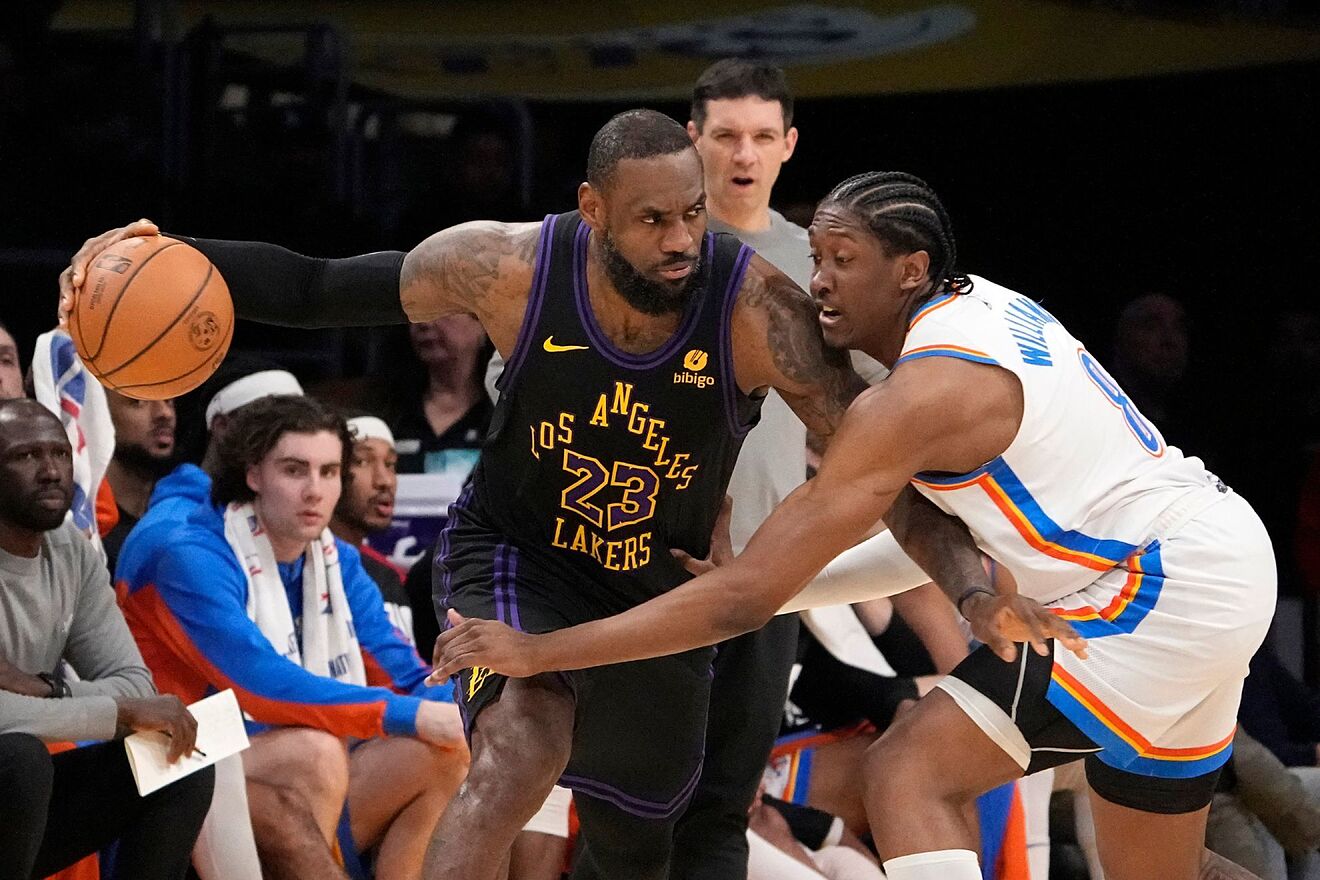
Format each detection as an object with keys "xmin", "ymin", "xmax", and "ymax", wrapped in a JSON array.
[
  {"xmin": 884, "ymin": 486, "xmax": 992, "ymax": 613},
  {"xmin": 776, "ymin": 528, "xmax": 930, "ymax": 614},
  {"xmin": 173, "ymin": 235, "xmax": 408, "ymax": 328}
]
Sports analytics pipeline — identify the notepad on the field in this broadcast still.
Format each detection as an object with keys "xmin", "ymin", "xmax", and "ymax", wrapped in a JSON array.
[{"xmin": 124, "ymin": 689, "xmax": 250, "ymax": 796}]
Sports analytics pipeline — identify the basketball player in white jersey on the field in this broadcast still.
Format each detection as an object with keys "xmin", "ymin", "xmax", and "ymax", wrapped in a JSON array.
[{"xmin": 433, "ymin": 171, "xmax": 1276, "ymax": 880}]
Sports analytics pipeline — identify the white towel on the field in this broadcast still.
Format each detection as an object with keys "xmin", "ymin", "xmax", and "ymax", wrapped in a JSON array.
[
  {"xmin": 223, "ymin": 502, "xmax": 366, "ymax": 685},
  {"xmin": 801, "ymin": 605, "xmax": 897, "ymax": 679},
  {"xmin": 31, "ymin": 329, "xmax": 115, "ymax": 551}
]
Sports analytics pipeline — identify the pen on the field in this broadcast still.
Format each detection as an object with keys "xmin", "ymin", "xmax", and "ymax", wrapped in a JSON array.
[{"xmin": 165, "ymin": 733, "xmax": 207, "ymax": 757}]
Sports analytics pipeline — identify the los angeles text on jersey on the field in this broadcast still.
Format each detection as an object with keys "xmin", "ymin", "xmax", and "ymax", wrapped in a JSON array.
[{"xmin": 529, "ymin": 380, "xmax": 701, "ymax": 572}]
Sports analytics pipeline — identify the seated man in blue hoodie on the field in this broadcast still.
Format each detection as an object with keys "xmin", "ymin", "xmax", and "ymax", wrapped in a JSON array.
[{"xmin": 119, "ymin": 394, "xmax": 467, "ymax": 880}]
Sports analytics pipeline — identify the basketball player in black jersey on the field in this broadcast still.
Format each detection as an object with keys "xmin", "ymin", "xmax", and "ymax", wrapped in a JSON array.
[{"xmin": 59, "ymin": 111, "xmax": 984, "ymax": 880}]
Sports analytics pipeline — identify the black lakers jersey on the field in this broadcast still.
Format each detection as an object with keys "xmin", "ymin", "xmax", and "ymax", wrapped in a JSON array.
[{"xmin": 464, "ymin": 211, "xmax": 761, "ymax": 607}]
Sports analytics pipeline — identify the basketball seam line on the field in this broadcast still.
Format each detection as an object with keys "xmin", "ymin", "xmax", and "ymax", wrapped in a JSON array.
[
  {"xmin": 113, "ymin": 314, "xmax": 233, "ymax": 391},
  {"xmin": 99, "ymin": 262, "xmax": 214, "ymax": 380},
  {"xmin": 86, "ymin": 239, "xmax": 183, "ymax": 362}
]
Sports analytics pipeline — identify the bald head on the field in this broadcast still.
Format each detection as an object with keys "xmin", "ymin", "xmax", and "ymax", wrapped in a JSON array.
[
  {"xmin": 0, "ymin": 398, "xmax": 64, "ymax": 435},
  {"xmin": 586, "ymin": 109, "xmax": 697, "ymax": 192},
  {"xmin": 0, "ymin": 399, "xmax": 73, "ymax": 535}
]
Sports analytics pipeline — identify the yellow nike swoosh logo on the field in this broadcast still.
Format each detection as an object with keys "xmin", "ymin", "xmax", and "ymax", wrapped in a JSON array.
[{"xmin": 543, "ymin": 336, "xmax": 590, "ymax": 353}]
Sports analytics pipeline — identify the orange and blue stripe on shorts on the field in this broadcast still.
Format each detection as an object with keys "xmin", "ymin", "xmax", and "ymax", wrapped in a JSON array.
[
  {"xmin": 913, "ymin": 458, "xmax": 1140, "ymax": 573},
  {"xmin": 1047, "ymin": 542, "xmax": 1231, "ymax": 777},
  {"xmin": 1047, "ymin": 661, "xmax": 1234, "ymax": 778},
  {"xmin": 1050, "ymin": 542, "xmax": 1165, "ymax": 639}
]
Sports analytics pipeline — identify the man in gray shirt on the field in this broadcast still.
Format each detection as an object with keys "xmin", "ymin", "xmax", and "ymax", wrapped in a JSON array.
[
  {"xmin": 0, "ymin": 398, "xmax": 213, "ymax": 880},
  {"xmin": 669, "ymin": 59, "xmax": 813, "ymax": 879}
]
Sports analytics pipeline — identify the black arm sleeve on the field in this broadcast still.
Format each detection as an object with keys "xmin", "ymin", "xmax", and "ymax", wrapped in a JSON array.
[{"xmin": 170, "ymin": 235, "xmax": 408, "ymax": 328}]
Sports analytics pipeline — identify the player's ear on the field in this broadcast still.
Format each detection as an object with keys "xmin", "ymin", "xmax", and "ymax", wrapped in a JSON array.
[
  {"xmin": 578, "ymin": 182, "xmax": 605, "ymax": 231},
  {"xmin": 686, "ymin": 120, "xmax": 700, "ymax": 145},
  {"xmin": 782, "ymin": 126, "xmax": 799, "ymax": 163},
  {"xmin": 246, "ymin": 462, "xmax": 263, "ymax": 497},
  {"xmin": 900, "ymin": 250, "xmax": 931, "ymax": 291}
]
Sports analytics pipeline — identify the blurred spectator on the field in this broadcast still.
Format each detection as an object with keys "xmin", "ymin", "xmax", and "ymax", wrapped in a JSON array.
[
  {"xmin": 383, "ymin": 316, "xmax": 492, "ymax": 476},
  {"xmin": 0, "ymin": 398, "xmax": 214, "ymax": 880},
  {"xmin": 331, "ymin": 414, "xmax": 415, "ymax": 645},
  {"xmin": 747, "ymin": 785, "xmax": 884, "ymax": 880},
  {"xmin": 0, "ymin": 320, "xmax": 21, "ymax": 400},
  {"xmin": 102, "ymin": 391, "xmax": 177, "ymax": 574},
  {"xmin": 1299, "ymin": 450, "xmax": 1320, "ymax": 597},
  {"xmin": 1226, "ymin": 309, "xmax": 1320, "ymax": 597},
  {"xmin": 397, "ymin": 113, "xmax": 524, "ymax": 243},
  {"xmin": 115, "ymin": 367, "xmax": 305, "ymax": 601},
  {"xmin": 404, "ymin": 540, "xmax": 443, "ymax": 662},
  {"xmin": 1206, "ymin": 729, "xmax": 1320, "ymax": 880},
  {"xmin": 121, "ymin": 395, "xmax": 466, "ymax": 879},
  {"xmin": 1109, "ymin": 293, "xmax": 1213, "ymax": 458},
  {"xmin": 1240, "ymin": 642, "xmax": 1320, "ymax": 769}
]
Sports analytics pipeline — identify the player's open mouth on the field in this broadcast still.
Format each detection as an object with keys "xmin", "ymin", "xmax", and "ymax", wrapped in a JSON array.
[
  {"xmin": 373, "ymin": 500, "xmax": 394, "ymax": 517},
  {"xmin": 731, "ymin": 176, "xmax": 754, "ymax": 187}
]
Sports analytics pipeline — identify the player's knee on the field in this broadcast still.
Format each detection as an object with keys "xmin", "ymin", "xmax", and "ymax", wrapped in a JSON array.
[
  {"xmin": 279, "ymin": 728, "xmax": 350, "ymax": 804},
  {"xmin": 474, "ymin": 678, "xmax": 574, "ymax": 778},
  {"xmin": 0, "ymin": 733, "xmax": 53, "ymax": 817},
  {"xmin": 420, "ymin": 738, "xmax": 470, "ymax": 790},
  {"xmin": 864, "ymin": 729, "xmax": 942, "ymax": 800}
]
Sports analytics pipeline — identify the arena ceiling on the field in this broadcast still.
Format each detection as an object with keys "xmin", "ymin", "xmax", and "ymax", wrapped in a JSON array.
[{"xmin": 57, "ymin": 0, "xmax": 1320, "ymax": 99}]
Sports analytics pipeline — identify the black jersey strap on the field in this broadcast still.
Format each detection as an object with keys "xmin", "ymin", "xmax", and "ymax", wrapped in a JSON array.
[{"xmin": 169, "ymin": 235, "xmax": 408, "ymax": 328}]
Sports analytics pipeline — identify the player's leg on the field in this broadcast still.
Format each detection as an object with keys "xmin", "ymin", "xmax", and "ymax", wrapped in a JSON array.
[
  {"xmin": 862, "ymin": 686, "xmax": 1023, "ymax": 879},
  {"xmin": 559, "ymin": 647, "xmax": 715, "ymax": 879},
  {"xmin": 347, "ymin": 736, "xmax": 467, "ymax": 880},
  {"xmin": 1083, "ymin": 756, "xmax": 1222, "ymax": 880},
  {"xmin": 243, "ymin": 727, "xmax": 352, "ymax": 878},
  {"xmin": 422, "ymin": 672, "xmax": 575, "ymax": 880},
  {"xmin": 572, "ymin": 793, "xmax": 677, "ymax": 880},
  {"xmin": 670, "ymin": 613, "xmax": 800, "ymax": 879}
]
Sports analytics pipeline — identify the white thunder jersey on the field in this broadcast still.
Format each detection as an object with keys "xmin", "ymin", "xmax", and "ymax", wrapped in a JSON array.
[
  {"xmin": 902, "ymin": 277, "xmax": 1208, "ymax": 604},
  {"xmin": 906, "ymin": 276, "xmax": 1276, "ymax": 779}
]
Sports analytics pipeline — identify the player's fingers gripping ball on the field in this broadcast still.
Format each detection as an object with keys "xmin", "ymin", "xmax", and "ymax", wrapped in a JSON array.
[{"xmin": 69, "ymin": 235, "xmax": 233, "ymax": 399}]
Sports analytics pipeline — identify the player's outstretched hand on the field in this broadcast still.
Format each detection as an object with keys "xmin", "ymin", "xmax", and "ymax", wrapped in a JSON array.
[
  {"xmin": 427, "ymin": 610, "xmax": 544, "ymax": 683},
  {"xmin": 58, "ymin": 219, "xmax": 160, "ymax": 326},
  {"xmin": 961, "ymin": 591, "xmax": 1088, "ymax": 663},
  {"xmin": 671, "ymin": 494, "xmax": 734, "ymax": 576}
]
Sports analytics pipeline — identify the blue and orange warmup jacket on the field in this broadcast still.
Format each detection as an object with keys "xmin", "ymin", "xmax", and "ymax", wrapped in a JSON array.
[{"xmin": 117, "ymin": 466, "xmax": 452, "ymax": 739}]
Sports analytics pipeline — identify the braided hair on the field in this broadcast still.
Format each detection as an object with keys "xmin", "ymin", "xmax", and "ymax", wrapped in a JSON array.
[{"xmin": 822, "ymin": 171, "xmax": 971, "ymax": 297}]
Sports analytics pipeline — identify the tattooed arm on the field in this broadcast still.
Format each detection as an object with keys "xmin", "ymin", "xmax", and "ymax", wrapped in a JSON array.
[
  {"xmin": 731, "ymin": 255, "xmax": 866, "ymax": 443},
  {"xmin": 400, "ymin": 221, "xmax": 540, "ymax": 352},
  {"xmin": 58, "ymin": 219, "xmax": 539, "ymax": 343},
  {"xmin": 432, "ymin": 355, "xmax": 1088, "ymax": 677}
]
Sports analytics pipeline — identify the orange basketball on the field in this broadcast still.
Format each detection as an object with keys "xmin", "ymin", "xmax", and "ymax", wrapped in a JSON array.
[{"xmin": 69, "ymin": 235, "xmax": 233, "ymax": 400}]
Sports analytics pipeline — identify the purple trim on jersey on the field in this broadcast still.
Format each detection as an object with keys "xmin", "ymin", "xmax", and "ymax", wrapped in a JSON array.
[
  {"xmin": 502, "ymin": 215, "xmax": 559, "ymax": 386},
  {"xmin": 560, "ymin": 757, "xmax": 704, "ymax": 819},
  {"xmin": 572, "ymin": 224, "xmax": 712, "ymax": 370},
  {"xmin": 434, "ymin": 484, "xmax": 476, "ymax": 614},
  {"xmin": 505, "ymin": 545, "xmax": 523, "ymax": 632},
  {"xmin": 492, "ymin": 545, "xmax": 507, "ymax": 625},
  {"xmin": 492, "ymin": 543, "xmax": 523, "ymax": 631},
  {"xmin": 718, "ymin": 244, "xmax": 756, "ymax": 438}
]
